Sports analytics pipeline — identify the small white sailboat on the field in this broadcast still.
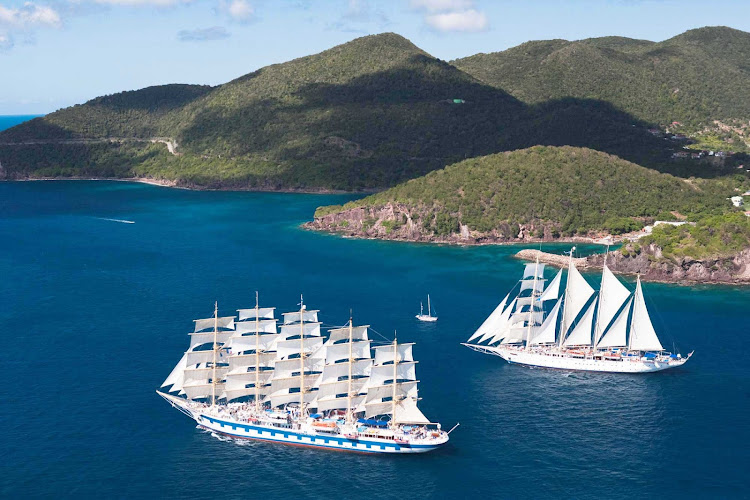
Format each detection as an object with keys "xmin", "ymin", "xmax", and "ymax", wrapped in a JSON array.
[{"xmin": 416, "ymin": 295, "xmax": 437, "ymax": 322}]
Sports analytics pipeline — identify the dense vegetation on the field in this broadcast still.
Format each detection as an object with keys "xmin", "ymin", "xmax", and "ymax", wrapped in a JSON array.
[
  {"xmin": 4, "ymin": 31, "xmax": 745, "ymax": 190},
  {"xmin": 453, "ymin": 27, "xmax": 750, "ymax": 139},
  {"xmin": 315, "ymin": 146, "xmax": 744, "ymax": 236},
  {"xmin": 632, "ymin": 213, "xmax": 750, "ymax": 260}
]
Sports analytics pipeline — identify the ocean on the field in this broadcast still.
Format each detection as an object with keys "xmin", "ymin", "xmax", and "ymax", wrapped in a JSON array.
[
  {"xmin": 0, "ymin": 115, "xmax": 41, "ymax": 131},
  {"xmin": 0, "ymin": 117, "xmax": 748, "ymax": 498}
]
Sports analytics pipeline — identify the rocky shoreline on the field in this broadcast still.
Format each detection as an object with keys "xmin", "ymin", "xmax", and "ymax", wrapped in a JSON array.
[
  {"xmin": 515, "ymin": 248, "xmax": 750, "ymax": 285},
  {"xmin": 305, "ymin": 202, "xmax": 616, "ymax": 246}
]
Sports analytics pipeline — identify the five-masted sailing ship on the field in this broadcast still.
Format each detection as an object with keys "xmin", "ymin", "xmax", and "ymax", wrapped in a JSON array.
[
  {"xmin": 157, "ymin": 294, "xmax": 451, "ymax": 454},
  {"xmin": 463, "ymin": 249, "xmax": 693, "ymax": 373}
]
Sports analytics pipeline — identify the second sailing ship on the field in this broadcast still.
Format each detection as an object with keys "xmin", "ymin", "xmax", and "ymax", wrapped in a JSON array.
[{"xmin": 463, "ymin": 249, "xmax": 693, "ymax": 373}]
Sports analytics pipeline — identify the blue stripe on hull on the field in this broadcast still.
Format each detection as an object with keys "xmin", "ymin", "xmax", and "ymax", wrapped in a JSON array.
[{"xmin": 199, "ymin": 415, "xmax": 439, "ymax": 454}]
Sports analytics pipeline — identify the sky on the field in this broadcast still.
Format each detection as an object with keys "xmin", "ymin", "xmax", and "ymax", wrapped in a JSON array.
[{"xmin": 1, "ymin": 0, "xmax": 749, "ymax": 114}]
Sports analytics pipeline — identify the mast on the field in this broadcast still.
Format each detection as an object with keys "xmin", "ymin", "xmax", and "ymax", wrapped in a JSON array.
[
  {"xmin": 347, "ymin": 314, "xmax": 353, "ymax": 424},
  {"xmin": 593, "ymin": 248, "xmax": 608, "ymax": 351},
  {"xmin": 526, "ymin": 253, "xmax": 540, "ymax": 350},
  {"xmin": 299, "ymin": 294, "xmax": 305, "ymax": 414},
  {"xmin": 391, "ymin": 335, "xmax": 398, "ymax": 427},
  {"xmin": 628, "ymin": 275, "xmax": 639, "ymax": 352},
  {"xmin": 254, "ymin": 291, "xmax": 260, "ymax": 411},
  {"xmin": 427, "ymin": 295, "xmax": 431, "ymax": 317},
  {"xmin": 558, "ymin": 247, "xmax": 575, "ymax": 347},
  {"xmin": 212, "ymin": 301, "xmax": 218, "ymax": 406}
]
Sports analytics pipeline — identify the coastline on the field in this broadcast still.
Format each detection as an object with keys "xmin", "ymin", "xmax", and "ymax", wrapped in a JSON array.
[
  {"xmin": 514, "ymin": 248, "xmax": 750, "ymax": 286},
  {"xmin": 1, "ymin": 177, "xmax": 365, "ymax": 195}
]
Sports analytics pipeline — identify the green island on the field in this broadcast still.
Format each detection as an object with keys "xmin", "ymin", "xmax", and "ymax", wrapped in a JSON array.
[{"xmin": 2, "ymin": 28, "xmax": 750, "ymax": 283}]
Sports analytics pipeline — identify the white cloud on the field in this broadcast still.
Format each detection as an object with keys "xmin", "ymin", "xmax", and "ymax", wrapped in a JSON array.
[
  {"xmin": 225, "ymin": 0, "xmax": 254, "ymax": 22},
  {"xmin": 410, "ymin": 0, "xmax": 473, "ymax": 13},
  {"xmin": 178, "ymin": 25, "xmax": 230, "ymax": 41},
  {"xmin": 425, "ymin": 8, "xmax": 488, "ymax": 32},
  {"xmin": 0, "ymin": 32, "xmax": 13, "ymax": 51},
  {"xmin": 0, "ymin": 3, "xmax": 62, "ymax": 28}
]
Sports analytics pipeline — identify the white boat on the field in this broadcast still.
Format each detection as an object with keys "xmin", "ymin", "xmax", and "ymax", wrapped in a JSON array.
[
  {"xmin": 416, "ymin": 294, "xmax": 437, "ymax": 322},
  {"xmin": 462, "ymin": 250, "xmax": 693, "ymax": 373},
  {"xmin": 157, "ymin": 294, "xmax": 452, "ymax": 454}
]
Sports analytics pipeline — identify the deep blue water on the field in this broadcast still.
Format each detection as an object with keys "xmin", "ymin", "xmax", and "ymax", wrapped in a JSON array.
[
  {"xmin": 1, "ymin": 180, "xmax": 748, "ymax": 499},
  {"xmin": 0, "ymin": 115, "xmax": 41, "ymax": 131}
]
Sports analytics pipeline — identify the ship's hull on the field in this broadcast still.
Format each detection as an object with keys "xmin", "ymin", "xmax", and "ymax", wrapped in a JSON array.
[
  {"xmin": 158, "ymin": 392, "xmax": 447, "ymax": 454},
  {"xmin": 464, "ymin": 344, "xmax": 691, "ymax": 373},
  {"xmin": 196, "ymin": 414, "xmax": 444, "ymax": 454}
]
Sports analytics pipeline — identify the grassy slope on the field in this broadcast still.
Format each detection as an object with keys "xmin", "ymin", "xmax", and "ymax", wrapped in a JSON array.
[
  {"xmin": 315, "ymin": 146, "xmax": 744, "ymax": 236},
  {"xmin": 452, "ymin": 27, "xmax": 750, "ymax": 132}
]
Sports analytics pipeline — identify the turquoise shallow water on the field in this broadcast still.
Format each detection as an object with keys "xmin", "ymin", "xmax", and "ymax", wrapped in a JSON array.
[{"xmin": 0, "ymin": 180, "xmax": 748, "ymax": 498}]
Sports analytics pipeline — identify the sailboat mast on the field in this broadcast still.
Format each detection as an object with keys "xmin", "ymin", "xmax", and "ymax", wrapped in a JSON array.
[
  {"xmin": 526, "ymin": 254, "xmax": 540, "ymax": 351},
  {"xmin": 628, "ymin": 275, "xmax": 639, "ymax": 352},
  {"xmin": 347, "ymin": 316, "xmax": 353, "ymax": 424},
  {"xmin": 391, "ymin": 336, "xmax": 398, "ymax": 427},
  {"xmin": 593, "ymin": 250, "xmax": 608, "ymax": 350},
  {"xmin": 212, "ymin": 301, "xmax": 218, "ymax": 406},
  {"xmin": 254, "ymin": 291, "xmax": 260, "ymax": 410},
  {"xmin": 427, "ymin": 295, "xmax": 431, "ymax": 317},
  {"xmin": 299, "ymin": 294, "xmax": 305, "ymax": 413},
  {"xmin": 559, "ymin": 247, "xmax": 575, "ymax": 347}
]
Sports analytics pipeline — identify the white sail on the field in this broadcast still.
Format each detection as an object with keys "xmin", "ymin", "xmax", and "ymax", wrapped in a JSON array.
[
  {"xmin": 365, "ymin": 380, "xmax": 418, "ymax": 402},
  {"xmin": 238, "ymin": 307, "xmax": 275, "ymax": 321},
  {"xmin": 325, "ymin": 341, "xmax": 372, "ymax": 364},
  {"xmin": 234, "ymin": 319, "xmax": 277, "ymax": 334},
  {"xmin": 225, "ymin": 369, "xmax": 274, "ymax": 385},
  {"xmin": 468, "ymin": 294, "xmax": 508, "ymax": 342},
  {"xmin": 319, "ymin": 359, "xmax": 372, "ymax": 384},
  {"xmin": 394, "ymin": 398, "xmax": 430, "ymax": 424},
  {"xmin": 184, "ymin": 366, "xmax": 228, "ymax": 384},
  {"xmin": 327, "ymin": 325, "xmax": 369, "ymax": 344},
  {"xmin": 276, "ymin": 337, "xmax": 323, "ymax": 360},
  {"xmin": 523, "ymin": 262, "xmax": 545, "ymax": 279},
  {"xmin": 270, "ymin": 390, "xmax": 317, "ymax": 408},
  {"xmin": 528, "ymin": 297, "xmax": 562, "ymax": 345},
  {"xmin": 161, "ymin": 353, "xmax": 187, "ymax": 391},
  {"xmin": 373, "ymin": 343, "xmax": 414, "ymax": 365},
  {"xmin": 629, "ymin": 279, "xmax": 664, "ymax": 351},
  {"xmin": 563, "ymin": 264, "xmax": 595, "ymax": 334},
  {"xmin": 227, "ymin": 352, "xmax": 276, "ymax": 372},
  {"xmin": 272, "ymin": 357, "xmax": 324, "ymax": 379},
  {"xmin": 226, "ymin": 333, "xmax": 279, "ymax": 353},
  {"xmin": 189, "ymin": 331, "xmax": 234, "ymax": 349},
  {"xmin": 183, "ymin": 382, "xmax": 223, "ymax": 401},
  {"xmin": 317, "ymin": 378, "xmax": 368, "ymax": 398},
  {"xmin": 563, "ymin": 298, "xmax": 597, "ymax": 346},
  {"xmin": 317, "ymin": 395, "xmax": 366, "ymax": 412},
  {"xmin": 282, "ymin": 310, "xmax": 319, "ymax": 324},
  {"xmin": 540, "ymin": 269, "xmax": 562, "ymax": 302},
  {"xmin": 520, "ymin": 279, "xmax": 546, "ymax": 292},
  {"xmin": 278, "ymin": 322, "xmax": 321, "ymax": 340},
  {"xmin": 185, "ymin": 349, "xmax": 227, "ymax": 366},
  {"xmin": 597, "ymin": 297, "xmax": 633, "ymax": 348},
  {"xmin": 500, "ymin": 327, "xmax": 528, "ymax": 344},
  {"xmin": 595, "ymin": 265, "xmax": 632, "ymax": 344},
  {"xmin": 369, "ymin": 362, "xmax": 417, "ymax": 386},
  {"xmin": 271, "ymin": 373, "xmax": 320, "ymax": 392},
  {"xmin": 485, "ymin": 297, "xmax": 518, "ymax": 344},
  {"xmin": 194, "ymin": 316, "xmax": 235, "ymax": 332}
]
